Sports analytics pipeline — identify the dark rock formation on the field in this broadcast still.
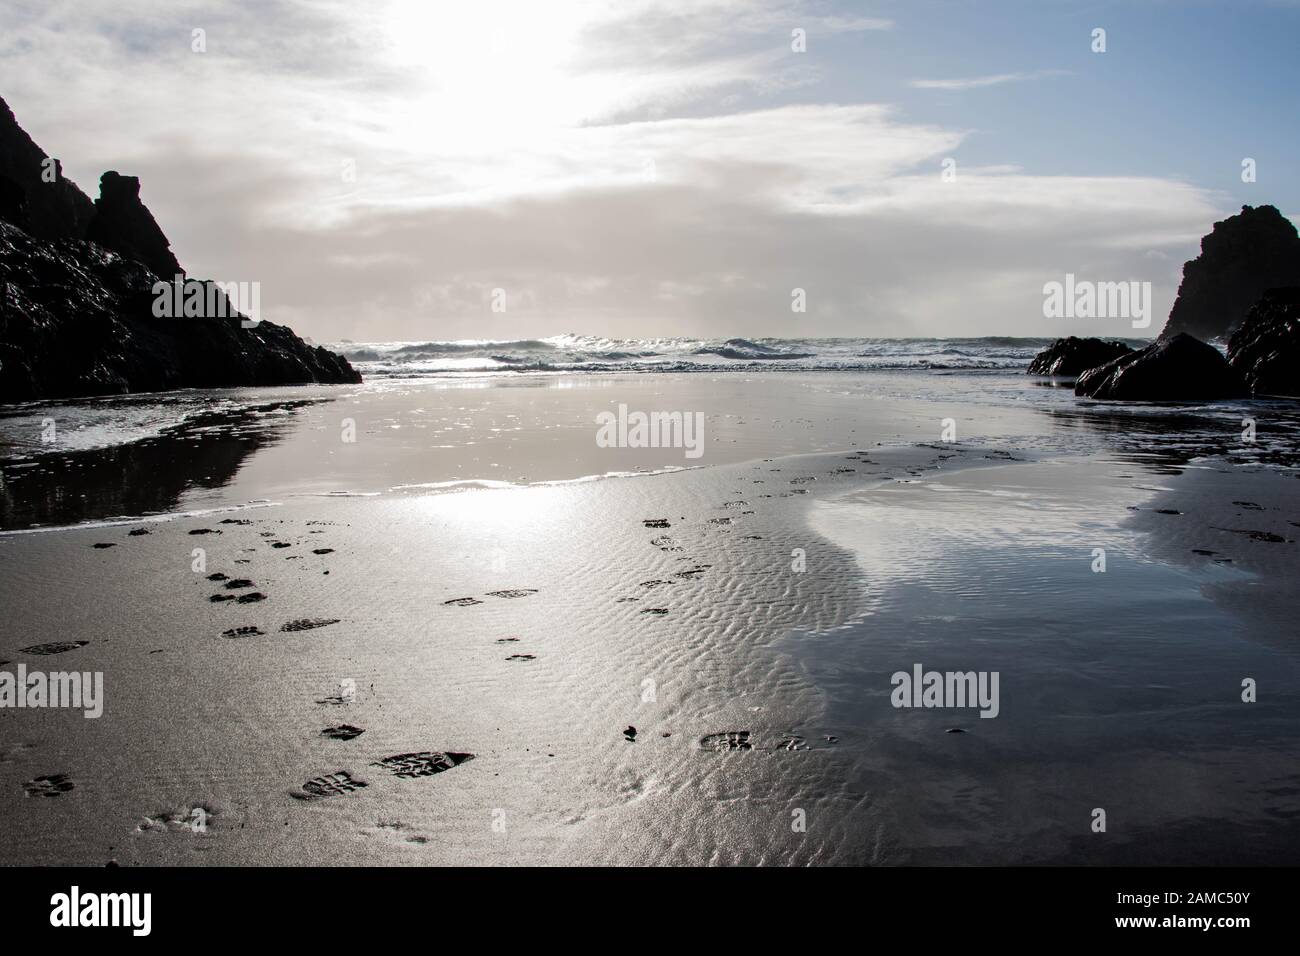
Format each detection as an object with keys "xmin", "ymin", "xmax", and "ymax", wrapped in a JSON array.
[
  {"xmin": 1027, "ymin": 336, "xmax": 1134, "ymax": 377},
  {"xmin": 1227, "ymin": 287, "xmax": 1300, "ymax": 397},
  {"xmin": 0, "ymin": 96, "xmax": 96, "ymax": 242},
  {"xmin": 0, "ymin": 97, "xmax": 359, "ymax": 400},
  {"xmin": 1075, "ymin": 332, "xmax": 1248, "ymax": 401},
  {"xmin": 0, "ymin": 222, "xmax": 360, "ymax": 401},
  {"xmin": 1160, "ymin": 205, "xmax": 1300, "ymax": 341},
  {"xmin": 85, "ymin": 171, "xmax": 183, "ymax": 280},
  {"xmin": 0, "ymin": 173, "xmax": 27, "ymax": 229}
]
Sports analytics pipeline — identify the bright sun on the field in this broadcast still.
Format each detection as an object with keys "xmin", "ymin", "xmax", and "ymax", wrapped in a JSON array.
[{"xmin": 381, "ymin": 0, "xmax": 594, "ymax": 135}]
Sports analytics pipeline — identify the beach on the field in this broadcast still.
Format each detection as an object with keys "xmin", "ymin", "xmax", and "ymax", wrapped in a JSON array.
[{"xmin": 3, "ymin": 364, "xmax": 1298, "ymax": 865}]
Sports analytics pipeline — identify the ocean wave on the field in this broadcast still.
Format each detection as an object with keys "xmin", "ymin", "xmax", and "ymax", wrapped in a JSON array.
[{"xmin": 328, "ymin": 334, "xmax": 1056, "ymax": 378}]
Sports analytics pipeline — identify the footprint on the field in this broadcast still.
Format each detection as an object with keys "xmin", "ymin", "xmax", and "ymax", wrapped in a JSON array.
[
  {"xmin": 316, "ymin": 690, "xmax": 354, "ymax": 706},
  {"xmin": 128, "ymin": 528, "xmax": 151, "ymax": 536},
  {"xmin": 24, "ymin": 773, "xmax": 74, "ymax": 797},
  {"xmin": 91, "ymin": 542, "xmax": 116, "ymax": 549},
  {"xmin": 189, "ymin": 528, "xmax": 221, "ymax": 535},
  {"xmin": 505, "ymin": 654, "xmax": 536, "ymax": 662},
  {"xmin": 270, "ymin": 542, "xmax": 291, "ymax": 549},
  {"xmin": 209, "ymin": 594, "xmax": 236, "ymax": 602},
  {"xmin": 371, "ymin": 752, "xmax": 474, "ymax": 779},
  {"xmin": 312, "ymin": 548, "xmax": 334, "ymax": 555},
  {"xmin": 641, "ymin": 608, "xmax": 668, "ymax": 615},
  {"xmin": 224, "ymin": 579, "xmax": 256, "ymax": 589},
  {"xmin": 486, "ymin": 589, "xmax": 538, "ymax": 599},
  {"xmin": 672, "ymin": 565, "xmax": 710, "ymax": 580},
  {"xmin": 643, "ymin": 519, "xmax": 670, "ymax": 528},
  {"xmin": 291, "ymin": 771, "xmax": 367, "ymax": 801},
  {"xmin": 650, "ymin": 535, "xmax": 683, "ymax": 553},
  {"xmin": 1215, "ymin": 527, "xmax": 1289, "ymax": 543},
  {"xmin": 207, "ymin": 573, "xmax": 229, "ymax": 582},
  {"xmin": 138, "ymin": 804, "xmax": 215, "ymax": 833},
  {"xmin": 236, "ymin": 592, "xmax": 267, "ymax": 604},
  {"xmin": 20, "ymin": 641, "xmax": 88, "ymax": 656},
  {"xmin": 639, "ymin": 579, "xmax": 673, "ymax": 589},
  {"xmin": 495, "ymin": 637, "xmax": 520, "ymax": 644},
  {"xmin": 220, "ymin": 626, "xmax": 264, "ymax": 639},
  {"xmin": 322, "ymin": 725, "xmax": 365, "ymax": 741},
  {"xmin": 699, "ymin": 731, "xmax": 752, "ymax": 752},
  {"xmin": 444, "ymin": 597, "xmax": 483, "ymax": 606},
  {"xmin": 281, "ymin": 618, "xmax": 339, "ymax": 632}
]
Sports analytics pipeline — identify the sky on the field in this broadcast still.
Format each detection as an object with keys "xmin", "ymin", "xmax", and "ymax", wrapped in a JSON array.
[{"xmin": 2, "ymin": 0, "xmax": 1298, "ymax": 342}]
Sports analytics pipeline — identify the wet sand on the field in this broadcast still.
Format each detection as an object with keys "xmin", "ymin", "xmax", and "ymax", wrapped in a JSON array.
[{"xmin": 2, "ymin": 437, "xmax": 1298, "ymax": 865}]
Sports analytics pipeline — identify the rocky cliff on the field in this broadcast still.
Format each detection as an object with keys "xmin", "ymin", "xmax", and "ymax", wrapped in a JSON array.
[
  {"xmin": 0, "ymin": 95, "xmax": 359, "ymax": 401},
  {"xmin": 1160, "ymin": 205, "xmax": 1300, "ymax": 341},
  {"xmin": 85, "ymin": 171, "xmax": 183, "ymax": 280}
]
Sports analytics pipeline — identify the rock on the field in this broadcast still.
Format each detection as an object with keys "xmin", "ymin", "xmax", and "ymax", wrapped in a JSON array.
[
  {"xmin": 0, "ymin": 99, "xmax": 360, "ymax": 401},
  {"xmin": 1026, "ymin": 337, "xmax": 1133, "ymax": 377},
  {"xmin": 0, "ymin": 96, "xmax": 96, "ymax": 241},
  {"xmin": 1160, "ymin": 205, "xmax": 1300, "ymax": 341},
  {"xmin": 85, "ymin": 171, "xmax": 183, "ymax": 280},
  {"xmin": 1075, "ymin": 333, "xmax": 1248, "ymax": 401},
  {"xmin": 0, "ymin": 221, "xmax": 360, "ymax": 400},
  {"xmin": 1227, "ymin": 287, "xmax": 1300, "ymax": 397}
]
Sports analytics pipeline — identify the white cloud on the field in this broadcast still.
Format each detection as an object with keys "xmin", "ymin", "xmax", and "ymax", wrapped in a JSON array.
[
  {"xmin": 909, "ymin": 70, "xmax": 1069, "ymax": 91},
  {"xmin": 1, "ymin": 1, "xmax": 1225, "ymax": 341}
]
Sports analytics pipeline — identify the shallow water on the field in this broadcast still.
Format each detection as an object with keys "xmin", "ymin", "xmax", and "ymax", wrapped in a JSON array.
[
  {"xmin": 799, "ymin": 456, "xmax": 1300, "ymax": 863},
  {"xmin": 4, "ymin": 368, "xmax": 1299, "ymax": 532}
]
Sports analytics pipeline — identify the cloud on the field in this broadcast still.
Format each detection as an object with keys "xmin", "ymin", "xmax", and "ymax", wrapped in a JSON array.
[
  {"xmin": 1, "ymin": 1, "xmax": 1226, "ymax": 342},
  {"xmin": 909, "ymin": 70, "xmax": 1069, "ymax": 91}
]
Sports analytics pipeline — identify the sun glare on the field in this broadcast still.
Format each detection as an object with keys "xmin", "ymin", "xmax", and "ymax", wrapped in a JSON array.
[{"xmin": 382, "ymin": 0, "xmax": 594, "ymax": 136}]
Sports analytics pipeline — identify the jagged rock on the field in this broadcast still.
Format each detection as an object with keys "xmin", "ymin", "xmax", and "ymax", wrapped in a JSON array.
[
  {"xmin": 0, "ymin": 222, "xmax": 360, "ymax": 401},
  {"xmin": 0, "ymin": 98, "xmax": 359, "ymax": 400},
  {"xmin": 1228, "ymin": 287, "xmax": 1300, "ymax": 397},
  {"xmin": 1026, "ymin": 337, "xmax": 1133, "ymax": 377},
  {"xmin": 86, "ymin": 171, "xmax": 183, "ymax": 280},
  {"xmin": 1075, "ymin": 333, "xmax": 1248, "ymax": 401},
  {"xmin": 0, "ymin": 96, "xmax": 96, "ymax": 242},
  {"xmin": 1160, "ymin": 205, "xmax": 1300, "ymax": 341},
  {"xmin": 0, "ymin": 174, "xmax": 26, "ymax": 228}
]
